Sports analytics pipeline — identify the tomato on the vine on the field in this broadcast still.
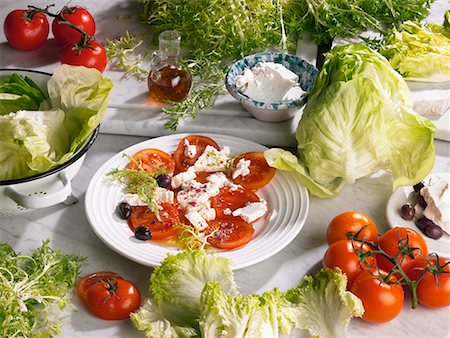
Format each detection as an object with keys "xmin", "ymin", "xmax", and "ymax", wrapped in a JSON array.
[
  {"xmin": 326, "ymin": 211, "xmax": 378, "ymax": 245},
  {"xmin": 322, "ymin": 239, "xmax": 377, "ymax": 288},
  {"xmin": 76, "ymin": 271, "xmax": 122, "ymax": 302},
  {"xmin": 4, "ymin": 9, "xmax": 49, "ymax": 51},
  {"xmin": 52, "ymin": 6, "xmax": 96, "ymax": 45},
  {"xmin": 84, "ymin": 277, "xmax": 141, "ymax": 320},
  {"xmin": 407, "ymin": 256, "xmax": 450, "ymax": 308},
  {"xmin": 350, "ymin": 270, "xmax": 404, "ymax": 323},
  {"xmin": 60, "ymin": 41, "xmax": 107, "ymax": 72},
  {"xmin": 377, "ymin": 227, "xmax": 428, "ymax": 274}
]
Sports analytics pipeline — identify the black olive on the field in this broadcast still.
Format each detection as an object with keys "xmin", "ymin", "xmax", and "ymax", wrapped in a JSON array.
[
  {"xmin": 117, "ymin": 202, "xmax": 132, "ymax": 219},
  {"xmin": 415, "ymin": 216, "xmax": 434, "ymax": 232},
  {"xmin": 413, "ymin": 182, "xmax": 425, "ymax": 193},
  {"xmin": 400, "ymin": 204, "xmax": 415, "ymax": 221},
  {"xmin": 156, "ymin": 174, "xmax": 171, "ymax": 188},
  {"xmin": 425, "ymin": 224, "xmax": 444, "ymax": 240},
  {"xmin": 135, "ymin": 226, "xmax": 152, "ymax": 241},
  {"xmin": 416, "ymin": 194, "xmax": 427, "ymax": 208}
]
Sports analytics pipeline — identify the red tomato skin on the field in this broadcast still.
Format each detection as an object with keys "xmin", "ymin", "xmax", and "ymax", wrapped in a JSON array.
[
  {"xmin": 129, "ymin": 148, "xmax": 175, "ymax": 174},
  {"xmin": 377, "ymin": 227, "xmax": 428, "ymax": 274},
  {"xmin": 322, "ymin": 240, "xmax": 377, "ymax": 288},
  {"xmin": 230, "ymin": 152, "xmax": 276, "ymax": 190},
  {"xmin": 60, "ymin": 41, "xmax": 107, "ymax": 73},
  {"xmin": 415, "ymin": 257, "xmax": 450, "ymax": 308},
  {"xmin": 205, "ymin": 216, "xmax": 255, "ymax": 250},
  {"xmin": 77, "ymin": 271, "xmax": 122, "ymax": 302},
  {"xmin": 4, "ymin": 10, "xmax": 49, "ymax": 51},
  {"xmin": 85, "ymin": 279, "xmax": 141, "ymax": 320},
  {"xmin": 52, "ymin": 7, "xmax": 96, "ymax": 45},
  {"xmin": 350, "ymin": 270, "xmax": 404, "ymax": 323},
  {"xmin": 326, "ymin": 211, "xmax": 378, "ymax": 245}
]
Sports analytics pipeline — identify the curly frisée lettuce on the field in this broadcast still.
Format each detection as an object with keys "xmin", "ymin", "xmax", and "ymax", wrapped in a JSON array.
[
  {"xmin": 131, "ymin": 250, "xmax": 363, "ymax": 338},
  {"xmin": 0, "ymin": 65, "xmax": 113, "ymax": 181},
  {"xmin": 380, "ymin": 21, "xmax": 450, "ymax": 82},
  {"xmin": 265, "ymin": 44, "xmax": 435, "ymax": 198}
]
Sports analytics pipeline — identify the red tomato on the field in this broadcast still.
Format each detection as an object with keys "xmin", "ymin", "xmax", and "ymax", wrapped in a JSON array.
[
  {"xmin": 322, "ymin": 240, "xmax": 377, "ymax": 288},
  {"xmin": 52, "ymin": 6, "xmax": 96, "ymax": 45},
  {"xmin": 350, "ymin": 270, "xmax": 404, "ymax": 323},
  {"xmin": 410, "ymin": 256, "xmax": 450, "ymax": 308},
  {"xmin": 326, "ymin": 211, "xmax": 378, "ymax": 245},
  {"xmin": 84, "ymin": 278, "xmax": 141, "ymax": 320},
  {"xmin": 377, "ymin": 227, "xmax": 428, "ymax": 274},
  {"xmin": 172, "ymin": 135, "xmax": 220, "ymax": 173},
  {"xmin": 60, "ymin": 41, "xmax": 107, "ymax": 73},
  {"xmin": 210, "ymin": 187, "xmax": 260, "ymax": 219},
  {"xmin": 230, "ymin": 152, "xmax": 276, "ymax": 190},
  {"xmin": 4, "ymin": 9, "xmax": 49, "ymax": 51},
  {"xmin": 204, "ymin": 216, "xmax": 255, "ymax": 250},
  {"xmin": 76, "ymin": 271, "xmax": 123, "ymax": 302},
  {"xmin": 129, "ymin": 148, "xmax": 175, "ymax": 175},
  {"xmin": 128, "ymin": 204, "xmax": 179, "ymax": 240}
]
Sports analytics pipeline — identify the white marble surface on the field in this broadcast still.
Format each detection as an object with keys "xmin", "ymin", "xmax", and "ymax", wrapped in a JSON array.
[
  {"xmin": 1, "ymin": 1, "xmax": 450, "ymax": 337},
  {"xmin": 1, "ymin": 0, "xmax": 449, "ymax": 146},
  {"xmin": 1, "ymin": 134, "xmax": 449, "ymax": 338}
]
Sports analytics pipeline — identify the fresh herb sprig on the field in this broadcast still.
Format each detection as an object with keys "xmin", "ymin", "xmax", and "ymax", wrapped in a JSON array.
[{"xmin": 0, "ymin": 240, "xmax": 85, "ymax": 337}]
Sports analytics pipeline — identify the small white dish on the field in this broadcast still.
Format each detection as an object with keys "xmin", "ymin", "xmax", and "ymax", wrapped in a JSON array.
[
  {"xmin": 85, "ymin": 133, "xmax": 309, "ymax": 269},
  {"xmin": 386, "ymin": 173, "xmax": 450, "ymax": 257}
]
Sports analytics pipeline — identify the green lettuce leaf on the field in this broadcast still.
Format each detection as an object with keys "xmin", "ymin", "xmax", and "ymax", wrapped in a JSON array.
[
  {"xmin": 0, "ymin": 65, "xmax": 113, "ymax": 181},
  {"xmin": 380, "ymin": 21, "xmax": 450, "ymax": 82},
  {"xmin": 266, "ymin": 44, "xmax": 435, "ymax": 198}
]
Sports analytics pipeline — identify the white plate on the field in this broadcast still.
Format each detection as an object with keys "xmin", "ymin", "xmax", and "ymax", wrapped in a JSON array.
[
  {"xmin": 85, "ymin": 133, "xmax": 309, "ymax": 269},
  {"xmin": 386, "ymin": 173, "xmax": 450, "ymax": 257}
]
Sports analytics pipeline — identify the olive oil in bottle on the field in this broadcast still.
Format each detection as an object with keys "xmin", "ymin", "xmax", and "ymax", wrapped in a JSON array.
[{"xmin": 148, "ymin": 30, "xmax": 192, "ymax": 103}]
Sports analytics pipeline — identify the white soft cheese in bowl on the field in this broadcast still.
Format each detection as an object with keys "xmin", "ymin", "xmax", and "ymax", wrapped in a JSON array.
[{"xmin": 235, "ymin": 62, "xmax": 305, "ymax": 103}]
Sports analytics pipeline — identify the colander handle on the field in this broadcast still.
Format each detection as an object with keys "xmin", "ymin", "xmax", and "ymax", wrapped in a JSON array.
[{"xmin": 5, "ymin": 172, "xmax": 77, "ymax": 209}]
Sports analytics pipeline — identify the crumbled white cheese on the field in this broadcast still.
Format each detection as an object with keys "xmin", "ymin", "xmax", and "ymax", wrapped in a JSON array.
[
  {"xmin": 123, "ymin": 193, "xmax": 147, "ymax": 206},
  {"xmin": 420, "ymin": 174, "xmax": 449, "ymax": 234},
  {"xmin": 235, "ymin": 61, "xmax": 305, "ymax": 103},
  {"xmin": 194, "ymin": 145, "xmax": 231, "ymax": 172},
  {"xmin": 171, "ymin": 167, "xmax": 197, "ymax": 189},
  {"xmin": 232, "ymin": 158, "xmax": 251, "ymax": 179},
  {"xmin": 198, "ymin": 205, "xmax": 216, "ymax": 221},
  {"xmin": 185, "ymin": 210, "xmax": 209, "ymax": 230},
  {"xmin": 155, "ymin": 187, "xmax": 174, "ymax": 204},
  {"xmin": 184, "ymin": 139, "xmax": 197, "ymax": 159},
  {"xmin": 223, "ymin": 208, "xmax": 232, "ymax": 215},
  {"xmin": 232, "ymin": 201, "xmax": 268, "ymax": 223}
]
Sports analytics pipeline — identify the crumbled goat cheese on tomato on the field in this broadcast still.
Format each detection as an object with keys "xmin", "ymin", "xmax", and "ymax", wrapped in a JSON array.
[
  {"xmin": 171, "ymin": 167, "xmax": 196, "ymax": 189},
  {"xmin": 232, "ymin": 201, "xmax": 268, "ymax": 223},
  {"xmin": 194, "ymin": 145, "xmax": 231, "ymax": 172},
  {"xmin": 185, "ymin": 210, "xmax": 209, "ymax": 230},
  {"xmin": 420, "ymin": 174, "xmax": 449, "ymax": 234},
  {"xmin": 223, "ymin": 208, "xmax": 232, "ymax": 215},
  {"xmin": 184, "ymin": 139, "xmax": 197, "ymax": 159},
  {"xmin": 198, "ymin": 205, "xmax": 216, "ymax": 221},
  {"xmin": 232, "ymin": 158, "xmax": 251, "ymax": 179},
  {"xmin": 235, "ymin": 61, "xmax": 305, "ymax": 103}
]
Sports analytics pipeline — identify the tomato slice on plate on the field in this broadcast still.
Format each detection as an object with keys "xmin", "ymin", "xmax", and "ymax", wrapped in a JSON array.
[
  {"xmin": 230, "ymin": 152, "xmax": 276, "ymax": 190},
  {"xmin": 76, "ymin": 271, "xmax": 123, "ymax": 302},
  {"xmin": 129, "ymin": 148, "xmax": 175, "ymax": 175},
  {"xmin": 173, "ymin": 135, "xmax": 220, "ymax": 173},
  {"xmin": 204, "ymin": 216, "xmax": 255, "ymax": 250},
  {"xmin": 128, "ymin": 203, "xmax": 180, "ymax": 240},
  {"xmin": 210, "ymin": 187, "xmax": 260, "ymax": 219}
]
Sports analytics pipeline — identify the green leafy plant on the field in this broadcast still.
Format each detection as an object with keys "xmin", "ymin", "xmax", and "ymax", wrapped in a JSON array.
[{"xmin": 0, "ymin": 241, "xmax": 85, "ymax": 337}]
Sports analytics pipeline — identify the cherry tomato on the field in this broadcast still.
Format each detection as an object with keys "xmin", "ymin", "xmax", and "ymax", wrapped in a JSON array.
[
  {"xmin": 326, "ymin": 211, "xmax": 378, "ymax": 245},
  {"xmin": 60, "ymin": 41, "xmax": 107, "ymax": 73},
  {"xmin": 84, "ymin": 278, "xmax": 141, "ymax": 320},
  {"xmin": 76, "ymin": 271, "xmax": 123, "ymax": 302},
  {"xmin": 210, "ymin": 187, "xmax": 260, "ymax": 219},
  {"xmin": 129, "ymin": 148, "xmax": 175, "ymax": 175},
  {"xmin": 377, "ymin": 227, "xmax": 428, "ymax": 274},
  {"xmin": 128, "ymin": 203, "xmax": 180, "ymax": 240},
  {"xmin": 204, "ymin": 216, "xmax": 255, "ymax": 250},
  {"xmin": 52, "ymin": 6, "xmax": 96, "ymax": 46},
  {"xmin": 322, "ymin": 240, "xmax": 377, "ymax": 288},
  {"xmin": 172, "ymin": 135, "xmax": 220, "ymax": 173},
  {"xmin": 350, "ymin": 270, "xmax": 404, "ymax": 323},
  {"xmin": 230, "ymin": 152, "xmax": 276, "ymax": 190},
  {"xmin": 408, "ymin": 256, "xmax": 450, "ymax": 308},
  {"xmin": 4, "ymin": 9, "xmax": 49, "ymax": 51}
]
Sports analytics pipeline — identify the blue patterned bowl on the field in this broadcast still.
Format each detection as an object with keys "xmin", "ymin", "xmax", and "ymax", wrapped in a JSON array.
[{"xmin": 226, "ymin": 52, "xmax": 318, "ymax": 122}]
